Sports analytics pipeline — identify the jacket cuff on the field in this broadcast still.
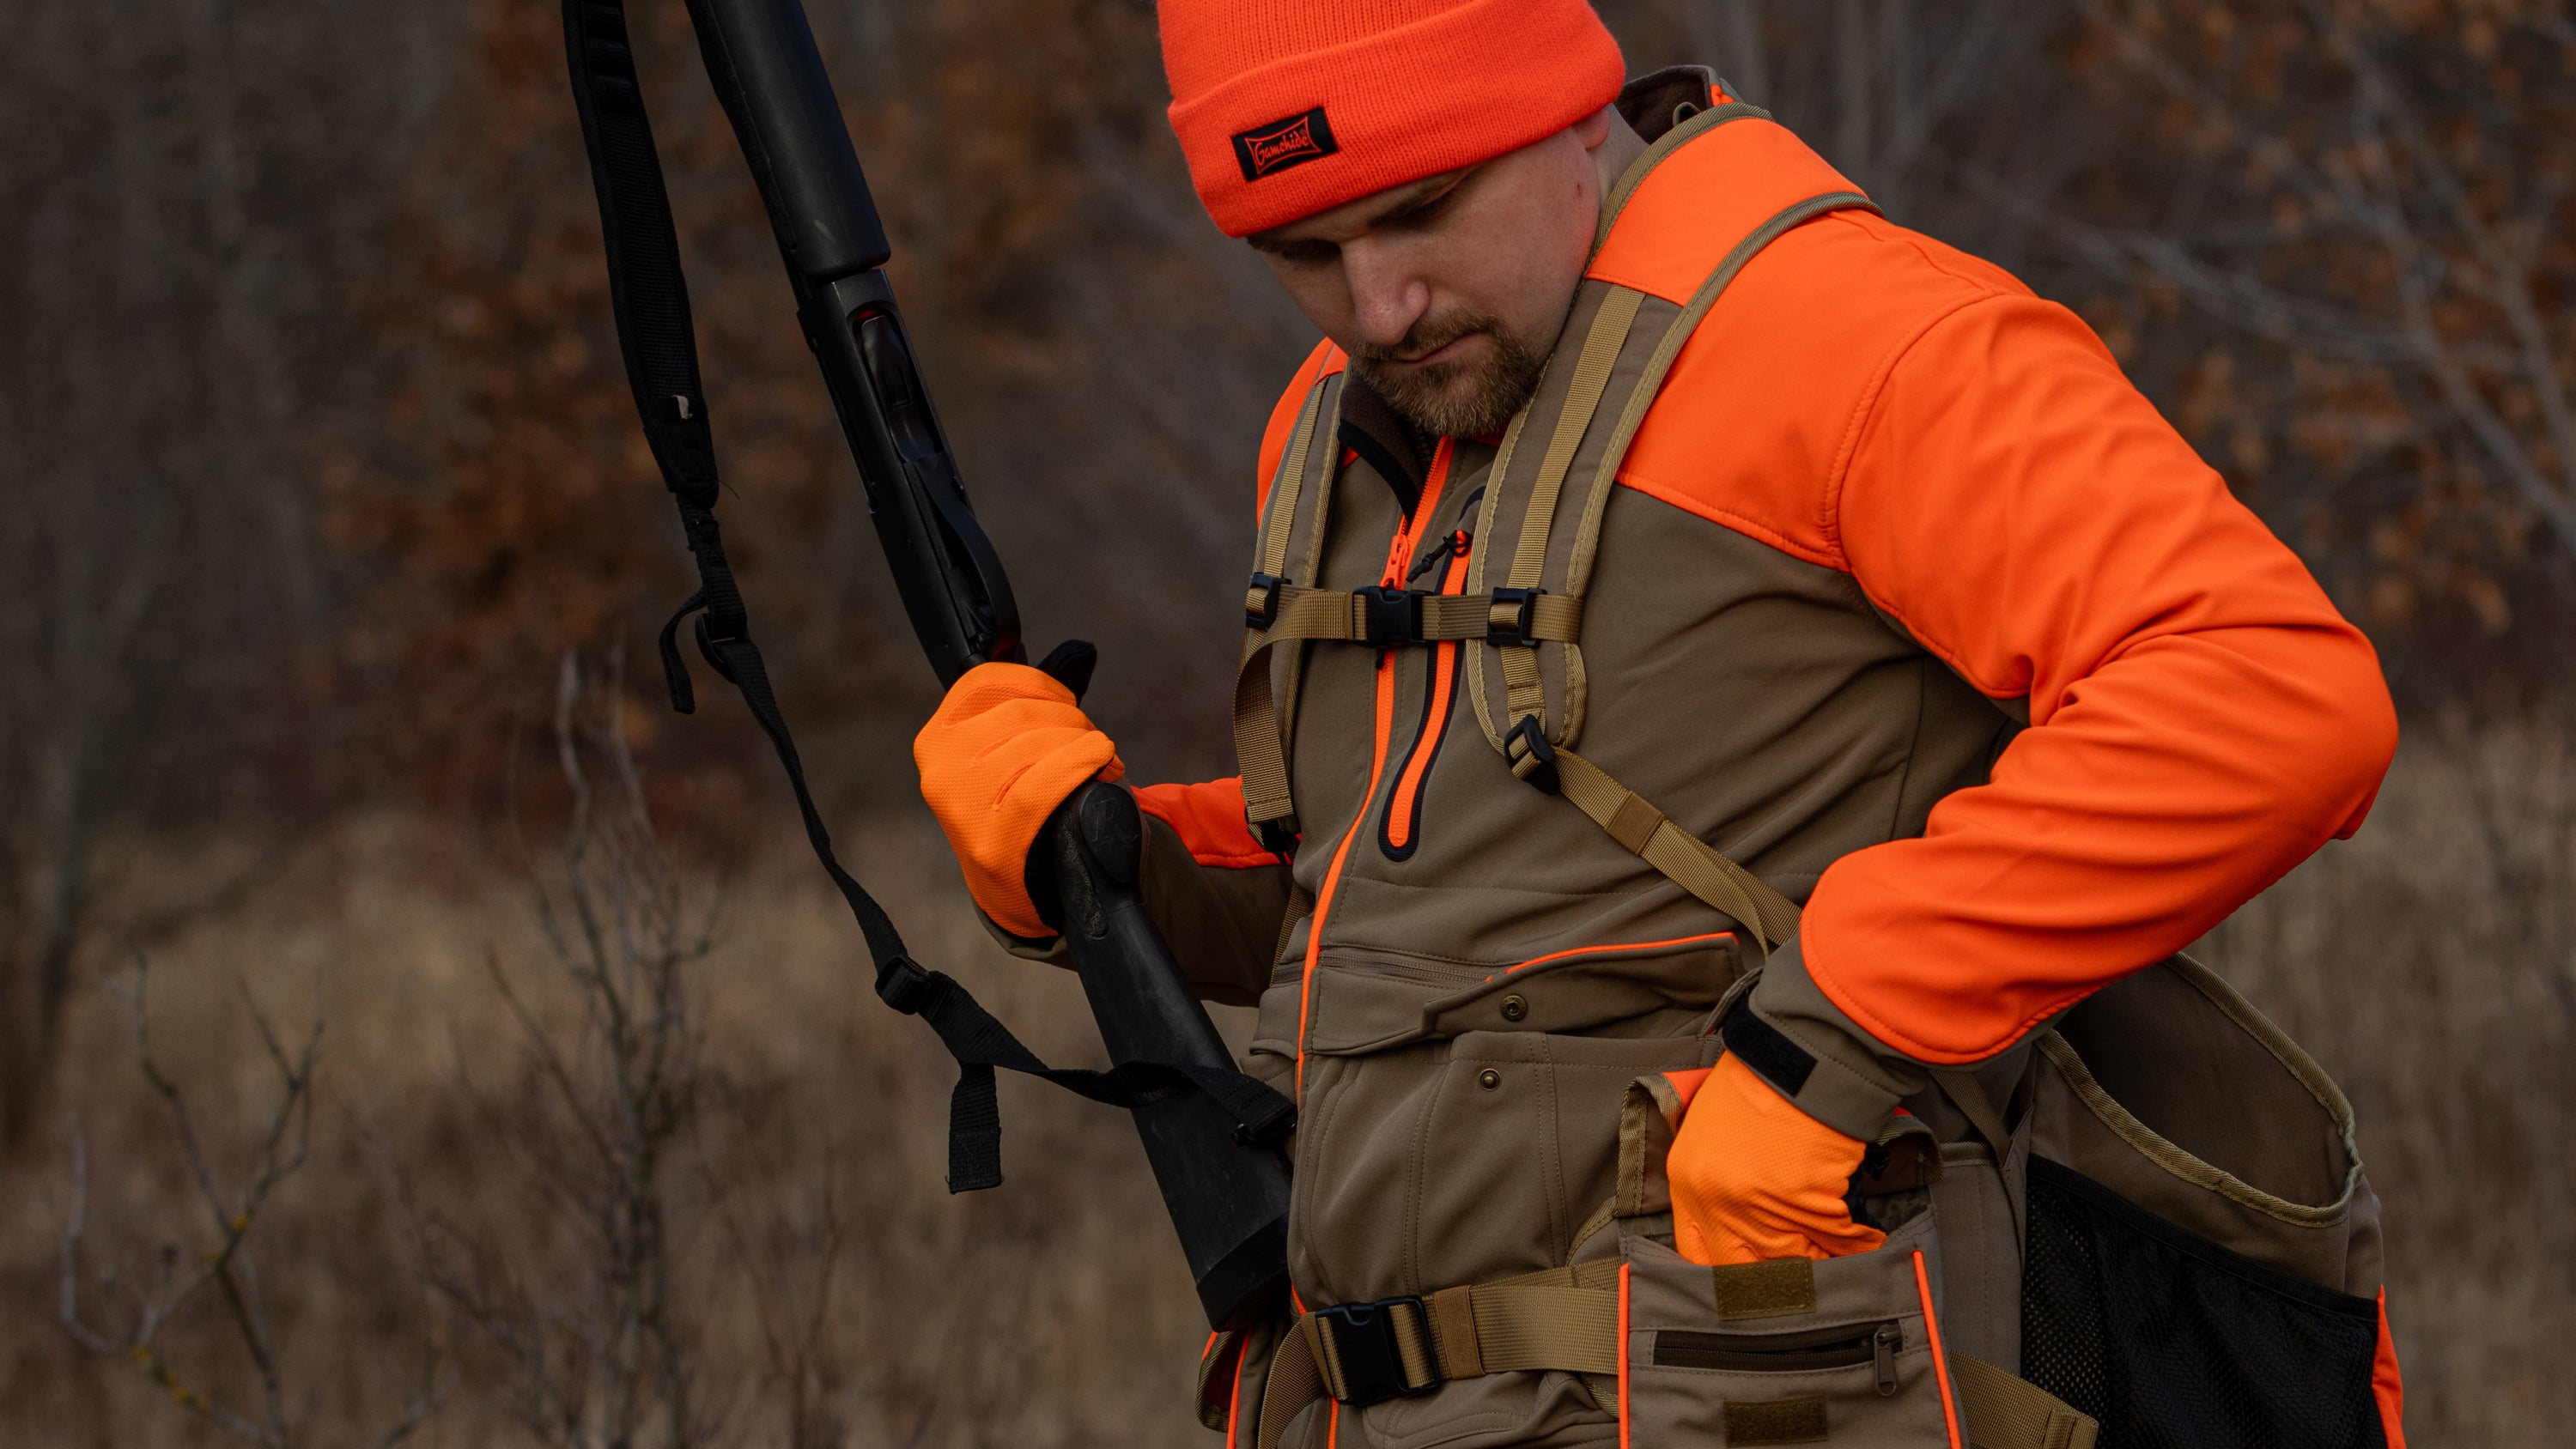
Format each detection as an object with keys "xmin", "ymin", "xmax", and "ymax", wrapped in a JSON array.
[
  {"xmin": 975, "ymin": 906, "xmax": 1069, "ymax": 964},
  {"xmin": 1731, "ymin": 936, "xmax": 1929, "ymax": 1142}
]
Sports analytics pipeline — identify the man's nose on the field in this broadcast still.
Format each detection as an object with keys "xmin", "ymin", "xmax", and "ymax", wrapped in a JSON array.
[{"xmin": 1341, "ymin": 242, "xmax": 1431, "ymax": 350}]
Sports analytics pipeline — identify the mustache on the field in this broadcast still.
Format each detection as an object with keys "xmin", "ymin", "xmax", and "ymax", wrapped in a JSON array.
[{"xmin": 1349, "ymin": 308, "xmax": 1504, "ymax": 367}]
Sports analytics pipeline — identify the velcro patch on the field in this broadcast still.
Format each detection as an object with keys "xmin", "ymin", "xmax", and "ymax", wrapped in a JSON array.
[
  {"xmin": 1710, "ymin": 1258, "xmax": 1817, "ymax": 1320},
  {"xmin": 1722, "ymin": 1397, "xmax": 1829, "ymax": 1445},
  {"xmin": 1720, "ymin": 999, "xmax": 1818, "ymax": 1096},
  {"xmin": 1232, "ymin": 107, "xmax": 1338, "ymax": 181}
]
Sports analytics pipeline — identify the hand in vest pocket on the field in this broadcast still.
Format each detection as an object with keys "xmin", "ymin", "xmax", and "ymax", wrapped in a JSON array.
[
  {"xmin": 1668, "ymin": 1053, "xmax": 1887, "ymax": 1264},
  {"xmin": 914, "ymin": 662, "xmax": 1125, "ymax": 939}
]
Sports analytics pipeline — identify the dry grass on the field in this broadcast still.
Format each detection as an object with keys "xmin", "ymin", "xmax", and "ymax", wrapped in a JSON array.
[
  {"xmin": 0, "ymin": 805, "xmax": 1234, "ymax": 1448},
  {"xmin": 2, "ymin": 726, "xmax": 2567, "ymax": 1446}
]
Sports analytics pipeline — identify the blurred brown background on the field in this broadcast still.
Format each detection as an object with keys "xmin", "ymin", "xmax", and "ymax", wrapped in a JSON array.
[{"xmin": 3, "ymin": 1, "xmax": 2571, "ymax": 1444}]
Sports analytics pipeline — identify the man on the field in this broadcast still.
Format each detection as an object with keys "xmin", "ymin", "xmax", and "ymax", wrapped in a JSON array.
[{"xmin": 916, "ymin": 3, "xmax": 2404, "ymax": 1445}]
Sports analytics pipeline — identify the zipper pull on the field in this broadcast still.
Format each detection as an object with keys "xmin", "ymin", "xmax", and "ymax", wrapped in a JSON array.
[
  {"xmin": 1406, "ymin": 529, "xmax": 1470, "ymax": 583},
  {"xmin": 1874, "ymin": 1323, "xmax": 1900, "ymax": 1397}
]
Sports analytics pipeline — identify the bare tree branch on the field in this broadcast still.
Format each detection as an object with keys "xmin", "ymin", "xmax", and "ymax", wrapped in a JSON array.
[{"xmin": 58, "ymin": 946, "xmax": 438, "ymax": 1449}]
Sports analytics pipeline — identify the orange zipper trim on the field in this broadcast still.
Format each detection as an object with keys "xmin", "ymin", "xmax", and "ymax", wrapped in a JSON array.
[
  {"xmin": 1501, "ymin": 930, "xmax": 1741, "ymax": 977},
  {"xmin": 1914, "ymin": 1249, "xmax": 1965, "ymax": 1449},
  {"xmin": 1292, "ymin": 440, "xmax": 1454, "ymax": 1100},
  {"xmin": 1380, "ymin": 537, "xmax": 1471, "ymax": 858},
  {"xmin": 1616, "ymin": 1263, "xmax": 1633, "ymax": 1449}
]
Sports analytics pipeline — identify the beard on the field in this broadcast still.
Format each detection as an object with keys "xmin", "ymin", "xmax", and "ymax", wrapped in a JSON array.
[{"xmin": 1348, "ymin": 307, "xmax": 1551, "ymax": 440}]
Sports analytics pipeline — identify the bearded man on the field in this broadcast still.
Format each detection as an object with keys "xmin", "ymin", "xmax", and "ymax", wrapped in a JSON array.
[{"xmin": 915, "ymin": 3, "xmax": 2410, "ymax": 1446}]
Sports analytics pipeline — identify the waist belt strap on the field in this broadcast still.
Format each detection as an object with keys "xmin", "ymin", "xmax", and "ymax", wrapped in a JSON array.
[
  {"xmin": 1951, "ymin": 1352, "xmax": 2100, "ymax": 1449},
  {"xmin": 1261, "ymin": 1261, "xmax": 1622, "ymax": 1444}
]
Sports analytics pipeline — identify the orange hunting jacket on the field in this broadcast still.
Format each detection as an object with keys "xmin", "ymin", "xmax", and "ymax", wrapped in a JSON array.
[{"xmin": 1131, "ymin": 95, "xmax": 2395, "ymax": 1081}]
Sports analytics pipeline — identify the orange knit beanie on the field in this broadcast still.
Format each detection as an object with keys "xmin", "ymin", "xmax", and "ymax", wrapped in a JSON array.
[{"xmin": 1160, "ymin": 0, "xmax": 1625, "ymax": 238}]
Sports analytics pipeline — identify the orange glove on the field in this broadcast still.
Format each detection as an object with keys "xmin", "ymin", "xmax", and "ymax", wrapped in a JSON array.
[
  {"xmin": 1668, "ymin": 1053, "xmax": 1887, "ymax": 1265},
  {"xmin": 914, "ymin": 662, "xmax": 1124, "ymax": 938}
]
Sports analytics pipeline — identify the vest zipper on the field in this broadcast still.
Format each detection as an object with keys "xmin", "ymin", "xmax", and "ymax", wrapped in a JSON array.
[
  {"xmin": 1378, "ymin": 518, "xmax": 1473, "ymax": 862},
  {"xmin": 1290, "ymin": 437, "xmax": 1454, "ymax": 1100}
]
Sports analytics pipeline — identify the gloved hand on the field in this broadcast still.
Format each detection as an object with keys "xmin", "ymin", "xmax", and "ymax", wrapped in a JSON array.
[
  {"xmin": 914, "ymin": 661, "xmax": 1124, "ymax": 938},
  {"xmin": 1668, "ymin": 1052, "xmax": 1887, "ymax": 1265}
]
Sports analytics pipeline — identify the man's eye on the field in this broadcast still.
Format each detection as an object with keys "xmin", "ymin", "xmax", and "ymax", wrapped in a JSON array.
[
  {"xmin": 1275, "ymin": 240, "xmax": 1338, "ymax": 268},
  {"xmin": 1391, "ymin": 185, "xmax": 1463, "ymax": 229}
]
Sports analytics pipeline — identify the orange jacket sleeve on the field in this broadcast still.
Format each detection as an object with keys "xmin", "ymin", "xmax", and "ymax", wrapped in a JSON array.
[
  {"xmin": 1805, "ymin": 293, "xmax": 2396, "ymax": 1065},
  {"xmin": 1133, "ymin": 777, "xmax": 1279, "ymax": 869}
]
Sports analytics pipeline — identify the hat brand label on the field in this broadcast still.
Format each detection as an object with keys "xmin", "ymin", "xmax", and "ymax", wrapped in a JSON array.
[{"xmin": 1232, "ymin": 106, "xmax": 1339, "ymax": 181}]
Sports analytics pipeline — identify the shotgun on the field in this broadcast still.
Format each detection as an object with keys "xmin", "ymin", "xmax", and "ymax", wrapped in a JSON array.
[{"xmin": 560, "ymin": 0, "xmax": 1292, "ymax": 1331}]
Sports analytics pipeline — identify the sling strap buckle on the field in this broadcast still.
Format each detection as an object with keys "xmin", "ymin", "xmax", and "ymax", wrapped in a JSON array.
[
  {"xmin": 1357, "ymin": 585, "xmax": 1426, "ymax": 648},
  {"xmin": 1486, "ymin": 585, "xmax": 1544, "ymax": 646},
  {"xmin": 1246, "ymin": 573, "xmax": 1289, "ymax": 629},
  {"xmin": 1311, "ymin": 1296, "xmax": 1441, "ymax": 1406}
]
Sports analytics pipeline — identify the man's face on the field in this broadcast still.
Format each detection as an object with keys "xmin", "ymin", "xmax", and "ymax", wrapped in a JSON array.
[{"xmin": 1250, "ymin": 108, "xmax": 1619, "ymax": 439}]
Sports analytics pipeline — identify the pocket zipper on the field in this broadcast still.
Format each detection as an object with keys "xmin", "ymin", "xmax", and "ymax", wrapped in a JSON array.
[{"xmin": 1653, "ymin": 1319, "xmax": 1904, "ymax": 1395}]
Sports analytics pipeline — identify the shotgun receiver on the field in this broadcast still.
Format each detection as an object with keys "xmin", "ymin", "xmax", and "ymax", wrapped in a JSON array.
[{"xmin": 561, "ymin": 0, "xmax": 1293, "ymax": 1331}]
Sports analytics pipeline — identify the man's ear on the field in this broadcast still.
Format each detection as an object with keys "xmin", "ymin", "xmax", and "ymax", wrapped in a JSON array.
[{"xmin": 1573, "ymin": 104, "xmax": 1613, "ymax": 151}]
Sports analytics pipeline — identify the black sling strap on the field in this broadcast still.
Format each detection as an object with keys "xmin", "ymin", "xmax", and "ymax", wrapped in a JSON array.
[{"xmin": 561, "ymin": 0, "xmax": 1291, "ymax": 1191}]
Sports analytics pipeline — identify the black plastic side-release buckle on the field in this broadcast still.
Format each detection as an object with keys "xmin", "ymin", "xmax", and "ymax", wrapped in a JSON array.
[
  {"xmin": 1507, "ymin": 715, "xmax": 1560, "ymax": 795},
  {"xmin": 1315, "ymin": 1296, "xmax": 1438, "ymax": 1406},
  {"xmin": 1356, "ymin": 585, "xmax": 1425, "ymax": 648},
  {"xmin": 1246, "ymin": 573, "xmax": 1288, "ymax": 629},
  {"xmin": 1486, "ymin": 585, "xmax": 1543, "ymax": 646},
  {"xmin": 1255, "ymin": 816, "xmax": 1300, "ymax": 861}
]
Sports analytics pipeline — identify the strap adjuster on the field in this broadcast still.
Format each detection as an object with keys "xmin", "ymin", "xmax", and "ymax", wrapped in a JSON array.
[
  {"xmin": 1506, "ymin": 715, "xmax": 1560, "ymax": 795},
  {"xmin": 1246, "ymin": 573, "xmax": 1288, "ymax": 629},
  {"xmin": 874, "ymin": 955, "xmax": 934, "ymax": 1014},
  {"xmin": 1486, "ymin": 586, "xmax": 1543, "ymax": 646},
  {"xmin": 1356, "ymin": 585, "xmax": 1425, "ymax": 648},
  {"xmin": 1314, "ymin": 1296, "xmax": 1439, "ymax": 1406}
]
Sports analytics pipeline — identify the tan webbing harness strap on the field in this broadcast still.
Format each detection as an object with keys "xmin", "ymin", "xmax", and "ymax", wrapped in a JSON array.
[
  {"xmin": 1506, "ymin": 285, "xmax": 1645, "ymax": 592},
  {"xmin": 1931, "ymin": 1065, "xmax": 2015, "ymax": 1166},
  {"xmin": 1951, "ymin": 1352, "xmax": 2101, "ymax": 1449},
  {"xmin": 1256, "ymin": 1321, "xmax": 1327, "ymax": 1449},
  {"xmin": 1232, "ymin": 380, "xmax": 1342, "ymax": 846},
  {"xmin": 1590, "ymin": 100, "xmax": 1771, "ymax": 252},
  {"xmin": 1552, "ymin": 749, "xmax": 1802, "ymax": 950},
  {"xmin": 1499, "ymin": 287, "xmax": 1646, "ymax": 737},
  {"xmin": 1232, "ymin": 644, "xmax": 1301, "ymax": 840},
  {"xmin": 1257, "ymin": 380, "xmax": 1327, "ymax": 582},
  {"xmin": 1564, "ymin": 188, "xmax": 1880, "ymax": 599}
]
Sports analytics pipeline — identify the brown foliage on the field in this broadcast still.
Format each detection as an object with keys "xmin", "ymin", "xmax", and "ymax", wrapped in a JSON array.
[{"xmin": 2030, "ymin": 0, "xmax": 2576, "ymax": 700}]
